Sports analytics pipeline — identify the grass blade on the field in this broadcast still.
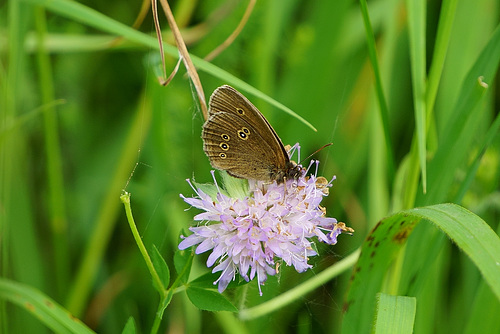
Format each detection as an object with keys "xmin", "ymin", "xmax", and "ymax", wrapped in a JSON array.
[
  {"xmin": 359, "ymin": 0, "xmax": 395, "ymax": 181},
  {"xmin": 0, "ymin": 278, "xmax": 94, "ymax": 334},
  {"xmin": 425, "ymin": 0, "xmax": 458, "ymax": 114},
  {"xmin": 406, "ymin": 0, "xmax": 427, "ymax": 193},
  {"xmin": 419, "ymin": 25, "xmax": 500, "ymax": 205},
  {"xmin": 342, "ymin": 203, "xmax": 500, "ymax": 334},
  {"xmin": 373, "ymin": 293, "xmax": 416, "ymax": 334}
]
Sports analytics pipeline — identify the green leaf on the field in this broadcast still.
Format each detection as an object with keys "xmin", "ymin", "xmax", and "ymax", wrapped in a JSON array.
[
  {"xmin": 151, "ymin": 245, "xmax": 170, "ymax": 293},
  {"xmin": 159, "ymin": 290, "xmax": 174, "ymax": 316},
  {"xmin": 454, "ymin": 112, "xmax": 500, "ymax": 203},
  {"xmin": 0, "ymin": 278, "xmax": 95, "ymax": 334},
  {"xmin": 220, "ymin": 171, "xmax": 249, "ymax": 199},
  {"xmin": 406, "ymin": 0, "xmax": 428, "ymax": 192},
  {"xmin": 121, "ymin": 317, "xmax": 136, "ymax": 334},
  {"xmin": 190, "ymin": 171, "xmax": 249, "ymax": 201},
  {"xmin": 342, "ymin": 203, "xmax": 500, "ymax": 334},
  {"xmin": 419, "ymin": 25, "xmax": 500, "ymax": 205},
  {"xmin": 358, "ymin": 0, "xmax": 395, "ymax": 181},
  {"xmin": 189, "ymin": 272, "xmax": 220, "ymax": 289},
  {"xmin": 464, "ymin": 279, "xmax": 500, "ymax": 334},
  {"xmin": 186, "ymin": 287, "xmax": 238, "ymax": 312},
  {"xmin": 190, "ymin": 181, "xmax": 222, "ymax": 200},
  {"xmin": 373, "ymin": 293, "xmax": 416, "ymax": 334},
  {"xmin": 174, "ymin": 247, "xmax": 193, "ymax": 284},
  {"xmin": 425, "ymin": 0, "xmax": 458, "ymax": 113},
  {"xmin": 189, "ymin": 272, "xmax": 248, "ymax": 290}
]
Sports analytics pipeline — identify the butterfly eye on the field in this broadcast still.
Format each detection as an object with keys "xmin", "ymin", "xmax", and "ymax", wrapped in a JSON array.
[
  {"xmin": 236, "ymin": 108, "xmax": 245, "ymax": 115},
  {"xmin": 219, "ymin": 143, "xmax": 229, "ymax": 151},
  {"xmin": 219, "ymin": 153, "xmax": 227, "ymax": 159},
  {"xmin": 221, "ymin": 134, "xmax": 230, "ymax": 141}
]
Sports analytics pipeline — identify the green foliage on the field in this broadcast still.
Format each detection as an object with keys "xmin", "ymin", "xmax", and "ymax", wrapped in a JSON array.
[
  {"xmin": 174, "ymin": 248, "xmax": 192, "ymax": 285},
  {"xmin": 151, "ymin": 245, "xmax": 170, "ymax": 294},
  {"xmin": 0, "ymin": 279, "xmax": 95, "ymax": 333},
  {"xmin": 342, "ymin": 203, "xmax": 500, "ymax": 333},
  {"xmin": 121, "ymin": 317, "xmax": 136, "ymax": 334},
  {"xmin": 186, "ymin": 287, "xmax": 238, "ymax": 313},
  {"xmin": 1, "ymin": 0, "xmax": 499, "ymax": 333},
  {"xmin": 373, "ymin": 293, "xmax": 416, "ymax": 334}
]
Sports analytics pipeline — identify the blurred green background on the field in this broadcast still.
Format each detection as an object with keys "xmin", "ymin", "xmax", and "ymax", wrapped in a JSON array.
[{"xmin": 1, "ymin": 0, "xmax": 499, "ymax": 333}]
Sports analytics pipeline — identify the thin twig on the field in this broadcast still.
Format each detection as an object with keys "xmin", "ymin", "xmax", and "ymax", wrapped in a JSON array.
[
  {"xmin": 152, "ymin": 0, "xmax": 167, "ymax": 83},
  {"xmin": 204, "ymin": 0, "xmax": 256, "ymax": 62},
  {"xmin": 157, "ymin": 0, "xmax": 208, "ymax": 120},
  {"xmin": 161, "ymin": 56, "xmax": 183, "ymax": 86},
  {"xmin": 132, "ymin": 0, "xmax": 151, "ymax": 30},
  {"xmin": 109, "ymin": 0, "xmax": 151, "ymax": 48}
]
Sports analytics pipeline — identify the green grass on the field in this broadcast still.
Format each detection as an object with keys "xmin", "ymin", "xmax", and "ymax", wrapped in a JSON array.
[{"xmin": 1, "ymin": 0, "xmax": 499, "ymax": 333}]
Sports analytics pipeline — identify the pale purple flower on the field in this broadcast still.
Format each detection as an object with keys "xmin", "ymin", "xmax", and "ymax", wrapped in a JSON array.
[{"xmin": 179, "ymin": 159, "xmax": 353, "ymax": 295}]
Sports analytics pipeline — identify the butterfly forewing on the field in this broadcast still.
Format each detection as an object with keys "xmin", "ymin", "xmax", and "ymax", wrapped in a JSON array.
[
  {"xmin": 202, "ymin": 85, "xmax": 298, "ymax": 182},
  {"xmin": 202, "ymin": 112, "xmax": 284, "ymax": 180},
  {"xmin": 209, "ymin": 86, "xmax": 289, "ymax": 158}
]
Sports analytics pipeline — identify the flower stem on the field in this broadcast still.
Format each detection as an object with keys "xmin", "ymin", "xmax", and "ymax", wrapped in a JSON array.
[
  {"xmin": 150, "ymin": 302, "xmax": 163, "ymax": 334},
  {"xmin": 120, "ymin": 192, "xmax": 167, "ymax": 296},
  {"xmin": 121, "ymin": 192, "xmax": 172, "ymax": 334},
  {"xmin": 239, "ymin": 249, "xmax": 360, "ymax": 320}
]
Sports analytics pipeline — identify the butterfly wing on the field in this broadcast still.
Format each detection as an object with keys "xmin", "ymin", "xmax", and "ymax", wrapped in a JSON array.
[{"xmin": 202, "ymin": 86, "xmax": 290, "ymax": 180}]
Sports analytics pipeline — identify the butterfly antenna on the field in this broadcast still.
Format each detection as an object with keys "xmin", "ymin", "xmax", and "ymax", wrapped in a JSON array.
[{"xmin": 299, "ymin": 143, "xmax": 333, "ymax": 165}]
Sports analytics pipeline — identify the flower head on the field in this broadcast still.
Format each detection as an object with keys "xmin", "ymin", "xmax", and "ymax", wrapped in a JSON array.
[{"xmin": 179, "ymin": 158, "xmax": 353, "ymax": 295}]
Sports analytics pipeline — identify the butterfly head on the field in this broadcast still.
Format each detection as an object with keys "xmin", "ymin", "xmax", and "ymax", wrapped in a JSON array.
[{"xmin": 271, "ymin": 161, "xmax": 305, "ymax": 184}]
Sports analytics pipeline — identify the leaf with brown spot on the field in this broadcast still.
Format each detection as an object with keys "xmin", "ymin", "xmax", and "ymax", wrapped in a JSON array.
[{"xmin": 342, "ymin": 203, "xmax": 500, "ymax": 334}]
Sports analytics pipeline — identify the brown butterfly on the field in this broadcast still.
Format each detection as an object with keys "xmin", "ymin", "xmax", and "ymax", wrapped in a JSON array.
[{"xmin": 202, "ymin": 85, "xmax": 303, "ymax": 183}]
